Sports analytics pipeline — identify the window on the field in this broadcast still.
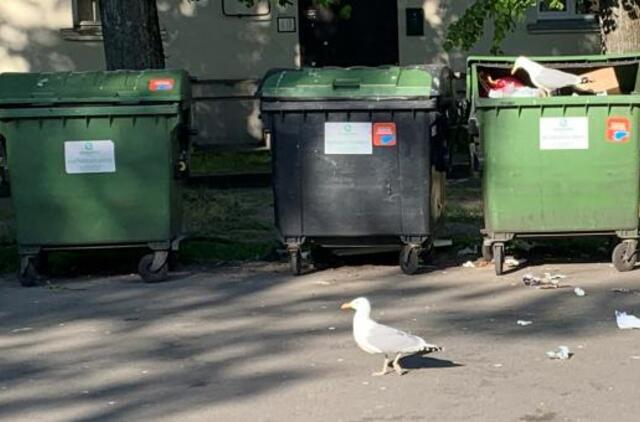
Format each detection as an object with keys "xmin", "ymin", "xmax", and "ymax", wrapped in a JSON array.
[
  {"xmin": 537, "ymin": 0, "xmax": 598, "ymax": 21},
  {"xmin": 222, "ymin": 0, "xmax": 271, "ymax": 17},
  {"xmin": 529, "ymin": 0, "xmax": 599, "ymax": 32},
  {"xmin": 74, "ymin": 0, "xmax": 101, "ymax": 28}
]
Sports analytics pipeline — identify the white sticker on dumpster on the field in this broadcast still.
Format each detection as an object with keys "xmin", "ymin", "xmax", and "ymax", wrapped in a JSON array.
[
  {"xmin": 324, "ymin": 122, "xmax": 372, "ymax": 155},
  {"xmin": 64, "ymin": 140, "xmax": 116, "ymax": 174},
  {"xmin": 539, "ymin": 117, "xmax": 588, "ymax": 150}
]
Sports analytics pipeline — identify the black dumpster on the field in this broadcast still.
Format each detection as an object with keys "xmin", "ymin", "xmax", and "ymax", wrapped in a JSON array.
[{"xmin": 259, "ymin": 66, "xmax": 452, "ymax": 275}]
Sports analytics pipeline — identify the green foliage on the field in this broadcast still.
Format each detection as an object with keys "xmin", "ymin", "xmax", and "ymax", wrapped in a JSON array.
[{"xmin": 445, "ymin": 0, "xmax": 566, "ymax": 54}]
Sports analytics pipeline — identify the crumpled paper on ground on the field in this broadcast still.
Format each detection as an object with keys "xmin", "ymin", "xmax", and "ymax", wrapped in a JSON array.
[
  {"xmin": 523, "ymin": 273, "xmax": 567, "ymax": 289},
  {"xmin": 615, "ymin": 310, "xmax": 640, "ymax": 329},
  {"xmin": 546, "ymin": 345, "xmax": 572, "ymax": 360}
]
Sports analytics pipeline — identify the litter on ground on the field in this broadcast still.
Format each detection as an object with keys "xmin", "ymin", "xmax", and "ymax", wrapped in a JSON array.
[
  {"xmin": 574, "ymin": 287, "xmax": 586, "ymax": 297},
  {"xmin": 505, "ymin": 257, "xmax": 526, "ymax": 267},
  {"xmin": 516, "ymin": 320, "xmax": 533, "ymax": 326},
  {"xmin": 522, "ymin": 273, "xmax": 567, "ymax": 289},
  {"xmin": 615, "ymin": 310, "xmax": 640, "ymax": 330},
  {"xmin": 612, "ymin": 288, "xmax": 640, "ymax": 295},
  {"xmin": 546, "ymin": 346, "xmax": 572, "ymax": 360},
  {"xmin": 462, "ymin": 261, "xmax": 476, "ymax": 268}
]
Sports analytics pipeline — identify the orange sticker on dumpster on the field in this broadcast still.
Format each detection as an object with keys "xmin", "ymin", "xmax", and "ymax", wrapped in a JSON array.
[
  {"xmin": 149, "ymin": 79, "xmax": 175, "ymax": 92},
  {"xmin": 606, "ymin": 117, "xmax": 631, "ymax": 143},
  {"xmin": 373, "ymin": 123, "xmax": 396, "ymax": 146}
]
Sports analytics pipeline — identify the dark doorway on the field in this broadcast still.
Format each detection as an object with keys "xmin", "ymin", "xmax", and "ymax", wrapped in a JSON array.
[{"xmin": 298, "ymin": 0, "xmax": 399, "ymax": 67}]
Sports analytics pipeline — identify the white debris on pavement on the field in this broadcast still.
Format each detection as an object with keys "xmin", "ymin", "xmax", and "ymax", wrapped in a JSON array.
[
  {"xmin": 10, "ymin": 327, "xmax": 33, "ymax": 333},
  {"xmin": 546, "ymin": 346, "xmax": 572, "ymax": 360},
  {"xmin": 517, "ymin": 320, "xmax": 533, "ymax": 326},
  {"xmin": 462, "ymin": 261, "xmax": 476, "ymax": 268},
  {"xmin": 574, "ymin": 287, "xmax": 586, "ymax": 297},
  {"xmin": 505, "ymin": 257, "xmax": 526, "ymax": 267},
  {"xmin": 615, "ymin": 310, "xmax": 640, "ymax": 329},
  {"xmin": 522, "ymin": 273, "xmax": 567, "ymax": 289}
]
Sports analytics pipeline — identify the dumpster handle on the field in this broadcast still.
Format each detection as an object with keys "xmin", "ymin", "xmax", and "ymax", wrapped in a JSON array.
[{"xmin": 332, "ymin": 78, "xmax": 361, "ymax": 89}]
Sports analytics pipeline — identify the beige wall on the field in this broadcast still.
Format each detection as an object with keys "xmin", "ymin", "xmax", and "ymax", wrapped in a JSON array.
[{"xmin": 0, "ymin": 0, "xmax": 602, "ymax": 146}]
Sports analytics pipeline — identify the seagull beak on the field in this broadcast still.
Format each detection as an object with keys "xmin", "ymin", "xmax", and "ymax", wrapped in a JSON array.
[
  {"xmin": 340, "ymin": 302, "xmax": 352, "ymax": 310},
  {"xmin": 511, "ymin": 65, "xmax": 518, "ymax": 75}
]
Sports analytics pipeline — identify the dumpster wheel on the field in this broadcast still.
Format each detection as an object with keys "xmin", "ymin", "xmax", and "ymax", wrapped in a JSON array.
[
  {"xmin": 400, "ymin": 245, "xmax": 421, "ymax": 275},
  {"xmin": 18, "ymin": 255, "xmax": 43, "ymax": 288},
  {"xmin": 138, "ymin": 252, "xmax": 169, "ymax": 283},
  {"xmin": 612, "ymin": 241, "xmax": 637, "ymax": 272},
  {"xmin": 493, "ymin": 243, "xmax": 505, "ymax": 276},
  {"xmin": 289, "ymin": 249, "xmax": 302, "ymax": 276}
]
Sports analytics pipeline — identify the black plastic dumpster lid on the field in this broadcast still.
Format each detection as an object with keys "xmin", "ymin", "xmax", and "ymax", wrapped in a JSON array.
[
  {"xmin": 0, "ymin": 70, "xmax": 191, "ymax": 106},
  {"xmin": 259, "ymin": 65, "xmax": 451, "ymax": 101}
]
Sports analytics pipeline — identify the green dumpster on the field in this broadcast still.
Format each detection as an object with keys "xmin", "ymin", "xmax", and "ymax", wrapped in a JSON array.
[
  {"xmin": 0, "ymin": 70, "xmax": 191, "ymax": 285},
  {"xmin": 468, "ymin": 53, "xmax": 640, "ymax": 275}
]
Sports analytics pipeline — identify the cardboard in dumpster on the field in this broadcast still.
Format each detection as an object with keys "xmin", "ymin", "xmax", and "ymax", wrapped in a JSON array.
[{"xmin": 577, "ymin": 67, "xmax": 620, "ymax": 94}]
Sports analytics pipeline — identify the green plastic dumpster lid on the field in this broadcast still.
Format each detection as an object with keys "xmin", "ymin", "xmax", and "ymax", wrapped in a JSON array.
[
  {"xmin": 259, "ymin": 66, "xmax": 450, "ymax": 100},
  {"xmin": 0, "ymin": 70, "xmax": 191, "ymax": 106}
]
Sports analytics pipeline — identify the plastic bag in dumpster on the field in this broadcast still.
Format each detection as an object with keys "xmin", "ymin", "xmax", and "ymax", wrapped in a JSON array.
[{"xmin": 479, "ymin": 73, "xmax": 542, "ymax": 98}]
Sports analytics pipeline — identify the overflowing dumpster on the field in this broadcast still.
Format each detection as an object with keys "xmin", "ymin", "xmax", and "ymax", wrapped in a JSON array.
[
  {"xmin": 468, "ymin": 54, "xmax": 640, "ymax": 275},
  {"xmin": 0, "ymin": 70, "xmax": 191, "ymax": 285},
  {"xmin": 260, "ymin": 66, "xmax": 452, "ymax": 275}
]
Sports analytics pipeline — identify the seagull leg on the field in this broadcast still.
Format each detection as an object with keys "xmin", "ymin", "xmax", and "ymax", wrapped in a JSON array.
[
  {"xmin": 392, "ymin": 353, "xmax": 407, "ymax": 375},
  {"xmin": 372, "ymin": 356, "xmax": 391, "ymax": 376}
]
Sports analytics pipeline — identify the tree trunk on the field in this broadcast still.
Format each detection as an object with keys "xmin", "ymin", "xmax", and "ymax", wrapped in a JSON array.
[
  {"xmin": 99, "ymin": 0, "xmax": 165, "ymax": 70},
  {"xmin": 599, "ymin": 1, "xmax": 640, "ymax": 53}
]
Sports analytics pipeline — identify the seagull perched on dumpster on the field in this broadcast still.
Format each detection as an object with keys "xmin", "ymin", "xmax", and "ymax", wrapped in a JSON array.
[
  {"xmin": 340, "ymin": 297, "xmax": 443, "ymax": 376},
  {"xmin": 511, "ymin": 56, "xmax": 587, "ymax": 96}
]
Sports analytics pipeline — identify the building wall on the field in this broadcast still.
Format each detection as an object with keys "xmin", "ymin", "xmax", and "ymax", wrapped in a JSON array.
[{"xmin": 0, "ymin": 0, "xmax": 601, "ymax": 147}]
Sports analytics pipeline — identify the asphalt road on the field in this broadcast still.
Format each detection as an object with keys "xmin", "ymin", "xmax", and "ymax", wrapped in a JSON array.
[{"xmin": 1, "ymin": 259, "xmax": 640, "ymax": 421}]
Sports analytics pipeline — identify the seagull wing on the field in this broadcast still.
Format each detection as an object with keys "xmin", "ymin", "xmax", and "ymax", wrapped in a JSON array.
[
  {"xmin": 533, "ymin": 67, "xmax": 583, "ymax": 91},
  {"xmin": 364, "ymin": 322, "xmax": 429, "ymax": 355}
]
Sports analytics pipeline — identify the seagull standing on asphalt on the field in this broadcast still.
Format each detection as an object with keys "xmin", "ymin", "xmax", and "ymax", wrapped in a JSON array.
[
  {"xmin": 511, "ymin": 56, "xmax": 586, "ymax": 96},
  {"xmin": 340, "ymin": 297, "xmax": 443, "ymax": 376}
]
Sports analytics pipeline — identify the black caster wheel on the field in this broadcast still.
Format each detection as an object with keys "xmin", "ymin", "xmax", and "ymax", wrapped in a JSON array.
[
  {"xmin": 289, "ymin": 249, "xmax": 302, "ymax": 276},
  {"xmin": 481, "ymin": 244, "xmax": 493, "ymax": 261},
  {"xmin": 168, "ymin": 251, "xmax": 179, "ymax": 271},
  {"xmin": 612, "ymin": 241, "xmax": 637, "ymax": 272},
  {"xmin": 493, "ymin": 243, "xmax": 504, "ymax": 276},
  {"xmin": 138, "ymin": 252, "xmax": 169, "ymax": 283},
  {"xmin": 400, "ymin": 245, "xmax": 421, "ymax": 275},
  {"xmin": 18, "ymin": 255, "xmax": 41, "ymax": 287}
]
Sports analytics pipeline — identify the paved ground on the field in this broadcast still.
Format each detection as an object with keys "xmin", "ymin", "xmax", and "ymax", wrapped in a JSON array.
[{"xmin": 1, "ymin": 258, "xmax": 640, "ymax": 421}]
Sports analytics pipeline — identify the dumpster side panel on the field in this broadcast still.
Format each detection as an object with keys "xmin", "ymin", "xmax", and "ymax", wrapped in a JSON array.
[
  {"xmin": 4, "ymin": 113, "xmax": 179, "ymax": 246},
  {"xmin": 269, "ymin": 112, "xmax": 304, "ymax": 239},
  {"xmin": 482, "ymin": 105, "xmax": 640, "ymax": 233},
  {"xmin": 268, "ymin": 107, "xmax": 433, "ymax": 241}
]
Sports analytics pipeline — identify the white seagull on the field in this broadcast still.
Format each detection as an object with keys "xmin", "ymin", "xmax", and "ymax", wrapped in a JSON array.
[
  {"xmin": 340, "ymin": 297, "xmax": 443, "ymax": 376},
  {"xmin": 511, "ymin": 56, "xmax": 586, "ymax": 96}
]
